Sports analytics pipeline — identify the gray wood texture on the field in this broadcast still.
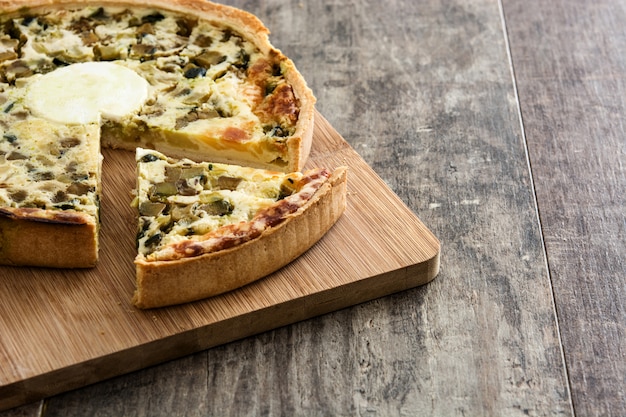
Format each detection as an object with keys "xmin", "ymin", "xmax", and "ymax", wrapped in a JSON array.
[
  {"xmin": 503, "ymin": 0, "xmax": 626, "ymax": 416},
  {"xmin": 1, "ymin": 0, "xmax": 623, "ymax": 415}
]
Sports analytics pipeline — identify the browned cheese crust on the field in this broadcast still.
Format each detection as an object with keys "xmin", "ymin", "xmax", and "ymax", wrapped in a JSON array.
[
  {"xmin": 0, "ymin": 207, "xmax": 98, "ymax": 267},
  {"xmin": 133, "ymin": 166, "xmax": 347, "ymax": 309}
]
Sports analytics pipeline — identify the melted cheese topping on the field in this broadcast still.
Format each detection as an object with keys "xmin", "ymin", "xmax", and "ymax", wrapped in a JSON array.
[
  {"xmin": 135, "ymin": 148, "xmax": 329, "ymax": 261},
  {"xmin": 25, "ymin": 62, "xmax": 149, "ymax": 124}
]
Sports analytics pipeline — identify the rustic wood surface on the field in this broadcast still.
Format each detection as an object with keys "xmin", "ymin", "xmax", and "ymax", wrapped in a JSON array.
[
  {"xmin": 1, "ymin": 0, "xmax": 623, "ymax": 415},
  {"xmin": 503, "ymin": 1, "xmax": 626, "ymax": 416}
]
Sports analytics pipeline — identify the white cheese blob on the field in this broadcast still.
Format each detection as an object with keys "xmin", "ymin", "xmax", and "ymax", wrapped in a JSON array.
[{"xmin": 25, "ymin": 62, "xmax": 149, "ymax": 124}]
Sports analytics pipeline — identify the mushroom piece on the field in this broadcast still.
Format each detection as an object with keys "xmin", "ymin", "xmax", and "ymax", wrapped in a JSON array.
[
  {"xmin": 175, "ymin": 178, "xmax": 199, "ymax": 196},
  {"xmin": 66, "ymin": 181, "xmax": 92, "ymax": 196},
  {"xmin": 139, "ymin": 201, "xmax": 167, "ymax": 217},
  {"xmin": 149, "ymin": 181, "xmax": 177, "ymax": 201},
  {"xmin": 193, "ymin": 50, "xmax": 226, "ymax": 68},
  {"xmin": 197, "ymin": 199, "xmax": 233, "ymax": 216},
  {"xmin": 216, "ymin": 175, "xmax": 242, "ymax": 191}
]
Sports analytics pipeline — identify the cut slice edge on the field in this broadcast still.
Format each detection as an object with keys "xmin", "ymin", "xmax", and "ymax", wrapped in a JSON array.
[
  {"xmin": 132, "ymin": 149, "xmax": 348, "ymax": 309},
  {"xmin": 0, "ymin": 207, "xmax": 98, "ymax": 268}
]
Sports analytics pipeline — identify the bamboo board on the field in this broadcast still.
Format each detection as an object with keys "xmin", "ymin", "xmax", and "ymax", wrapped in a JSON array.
[{"xmin": 0, "ymin": 112, "xmax": 440, "ymax": 411}]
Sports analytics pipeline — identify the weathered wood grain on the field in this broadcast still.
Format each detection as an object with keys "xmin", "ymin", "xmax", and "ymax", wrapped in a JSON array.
[
  {"xmin": 247, "ymin": 0, "xmax": 569, "ymax": 414},
  {"xmin": 0, "ymin": 0, "xmax": 587, "ymax": 415},
  {"xmin": 502, "ymin": 0, "xmax": 626, "ymax": 415}
]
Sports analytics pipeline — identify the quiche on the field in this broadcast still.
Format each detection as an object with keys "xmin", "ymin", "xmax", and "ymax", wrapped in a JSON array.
[
  {"xmin": 0, "ymin": 0, "xmax": 319, "ymax": 269},
  {"xmin": 133, "ymin": 149, "xmax": 347, "ymax": 309}
]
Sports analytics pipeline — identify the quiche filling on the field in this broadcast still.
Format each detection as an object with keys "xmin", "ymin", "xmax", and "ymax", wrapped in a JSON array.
[
  {"xmin": 135, "ymin": 148, "xmax": 331, "ymax": 262},
  {"xmin": 0, "ymin": 3, "xmax": 308, "ymax": 240},
  {"xmin": 0, "ymin": 116, "xmax": 101, "ymax": 218}
]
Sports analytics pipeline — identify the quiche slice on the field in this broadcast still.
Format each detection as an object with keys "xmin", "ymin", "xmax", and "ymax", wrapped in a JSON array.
[
  {"xmin": 133, "ymin": 149, "xmax": 347, "ymax": 309},
  {"xmin": 0, "ymin": 0, "xmax": 317, "ymax": 268},
  {"xmin": 0, "ymin": 117, "xmax": 101, "ymax": 268}
]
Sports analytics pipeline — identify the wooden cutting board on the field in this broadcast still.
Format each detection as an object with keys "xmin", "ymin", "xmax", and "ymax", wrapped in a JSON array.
[{"xmin": 0, "ymin": 112, "xmax": 440, "ymax": 411}]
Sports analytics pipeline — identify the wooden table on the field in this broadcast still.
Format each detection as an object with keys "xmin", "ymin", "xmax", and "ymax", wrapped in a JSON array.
[{"xmin": 2, "ymin": 0, "xmax": 624, "ymax": 415}]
